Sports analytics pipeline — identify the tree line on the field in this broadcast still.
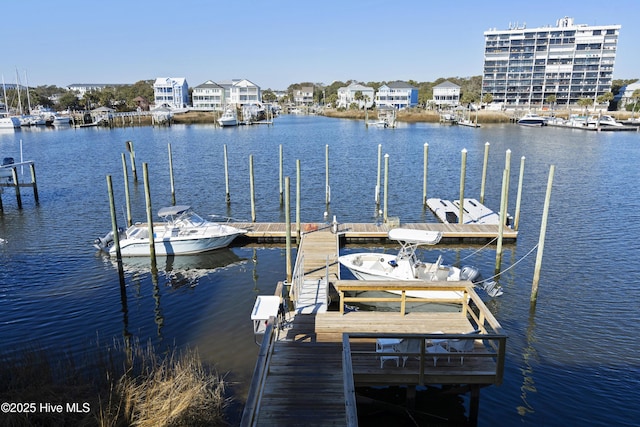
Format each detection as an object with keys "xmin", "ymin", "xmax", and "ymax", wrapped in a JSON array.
[{"xmin": 3, "ymin": 77, "xmax": 638, "ymax": 113}]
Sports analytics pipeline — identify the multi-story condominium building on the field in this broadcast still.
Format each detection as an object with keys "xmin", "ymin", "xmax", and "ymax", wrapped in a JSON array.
[
  {"xmin": 482, "ymin": 16, "xmax": 620, "ymax": 108},
  {"xmin": 153, "ymin": 77, "xmax": 189, "ymax": 109},
  {"xmin": 192, "ymin": 80, "xmax": 225, "ymax": 110},
  {"xmin": 375, "ymin": 81, "xmax": 418, "ymax": 109},
  {"xmin": 432, "ymin": 81, "xmax": 461, "ymax": 107},
  {"xmin": 337, "ymin": 83, "xmax": 375, "ymax": 109}
]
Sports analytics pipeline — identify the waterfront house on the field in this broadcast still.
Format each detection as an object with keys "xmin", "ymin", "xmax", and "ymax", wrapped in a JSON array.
[
  {"xmin": 337, "ymin": 82, "xmax": 375, "ymax": 109},
  {"xmin": 153, "ymin": 77, "xmax": 189, "ymax": 110},
  {"xmin": 192, "ymin": 80, "xmax": 225, "ymax": 111},
  {"xmin": 375, "ymin": 81, "xmax": 418, "ymax": 110},
  {"xmin": 293, "ymin": 86, "xmax": 314, "ymax": 105},
  {"xmin": 433, "ymin": 81, "xmax": 461, "ymax": 108},
  {"xmin": 66, "ymin": 83, "xmax": 126, "ymax": 97},
  {"xmin": 216, "ymin": 79, "xmax": 261, "ymax": 107},
  {"xmin": 614, "ymin": 80, "xmax": 640, "ymax": 110}
]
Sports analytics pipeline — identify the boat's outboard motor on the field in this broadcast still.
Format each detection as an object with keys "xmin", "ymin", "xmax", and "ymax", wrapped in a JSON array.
[
  {"xmin": 93, "ymin": 231, "xmax": 114, "ymax": 250},
  {"xmin": 482, "ymin": 281, "xmax": 504, "ymax": 297},
  {"xmin": 460, "ymin": 265, "xmax": 480, "ymax": 282}
]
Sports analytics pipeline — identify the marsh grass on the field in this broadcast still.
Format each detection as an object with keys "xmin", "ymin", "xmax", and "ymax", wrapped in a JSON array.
[{"xmin": 0, "ymin": 340, "xmax": 228, "ymax": 426}]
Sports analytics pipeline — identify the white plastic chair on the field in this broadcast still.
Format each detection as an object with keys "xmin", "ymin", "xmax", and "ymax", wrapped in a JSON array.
[
  {"xmin": 448, "ymin": 330, "xmax": 480, "ymax": 364},
  {"xmin": 376, "ymin": 339, "xmax": 400, "ymax": 368}
]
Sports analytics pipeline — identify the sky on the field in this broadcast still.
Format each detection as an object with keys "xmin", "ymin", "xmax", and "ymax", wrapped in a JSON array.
[{"xmin": 4, "ymin": 0, "xmax": 639, "ymax": 90}]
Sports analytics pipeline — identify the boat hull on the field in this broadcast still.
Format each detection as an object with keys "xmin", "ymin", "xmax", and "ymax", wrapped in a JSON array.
[
  {"xmin": 111, "ymin": 232, "xmax": 243, "ymax": 256},
  {"xmin": 339, "ymin": 253, "xmax": 466, "ymax": 300}
]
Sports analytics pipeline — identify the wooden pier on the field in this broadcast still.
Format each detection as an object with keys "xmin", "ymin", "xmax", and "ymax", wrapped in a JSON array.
[
  {"xmin": 0, "ymin": 160, "xmax": 39, "ymax": 210},
  {"xmin": 235, "ymin": 221, "xmax": 517, "ymax": 243},
  {"xmin": 242, "ymin": 226, "xmax": 507, "ymax": 426}
]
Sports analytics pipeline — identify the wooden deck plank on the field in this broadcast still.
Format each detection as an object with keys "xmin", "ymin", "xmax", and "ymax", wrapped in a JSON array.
[{"xmin": 233, "ymin": 221, "xmax": 517, "ymax": 242}]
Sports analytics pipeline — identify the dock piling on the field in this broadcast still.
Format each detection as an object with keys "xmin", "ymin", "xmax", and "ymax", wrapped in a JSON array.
[
  {"xmin": 375, "ymin": 144, "xmax": 382, "ymax": 205},
  {"xmin": 143, "ymin": 163, "xmax": 157, "ymax": 265},
  {"xmin": 459, "ymin": 149, "xmax": 467, "ymax": 224},
  {"xmin": 168, "ymin": 143, "xmax": 176, "ymax": 206},
  {"xmin": 125, "ymin": 141, "xmax": 137, "ymax": 181},
  {"xmin": 121, "ymin": 153, "xmax": 132, "ymax": 227},
  {"xmin": 250, "ymin": 155, "xmax": 256, "ymax": 222},
  {"xmin": 224, "ymin": 145, "xmax": 230, "ymax": 204},
  {"xmin": 383, "ymin": 154, "xmax": 389, "ymax": 223},
  {"xmin": 532, "ymin": 165, "xmax": 555, "ymax": 303},
  {"xmin": 106, "ymin": 175, "xmax": 122, "ymax": 260},
  {"xmin": 325, "ymin": 145, "xmax": 330, "ymax": 205},
  {"xmin": 422, "ymin": 143, "xmax": 429, "ymax": 206},
  {"xmin": 480, "ymin": 142, "xmax": 490, "ymax": 204},
  {"xmin": 514, "ymin": 156, "xmax": 526, "ymax": 231}
]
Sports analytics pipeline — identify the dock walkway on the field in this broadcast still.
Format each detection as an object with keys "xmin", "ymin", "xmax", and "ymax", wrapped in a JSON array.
[
  {"xmin": 235, "ymin": 221, "xmax": 517, "ymax": 243},
  {"xmin": 242, "ymin": 227, "xmax": 507, "ymax": 427}
]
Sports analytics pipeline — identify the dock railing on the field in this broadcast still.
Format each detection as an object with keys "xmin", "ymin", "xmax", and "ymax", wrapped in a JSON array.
[
  {"xmin": 344, "ymin": 330, "xmax": 506, "ymax": 386},
  {"xmin": 241, "ymin": 315, "xmax": 278, "ymax": 427},
  {"xmin": 336, "ymin": 280, "xmax": 475, "ymax": 315}
]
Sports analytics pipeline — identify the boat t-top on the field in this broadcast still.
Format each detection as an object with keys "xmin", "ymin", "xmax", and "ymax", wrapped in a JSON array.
[
  {"xmin": 94, "ymin": 205, "xmax": 247, "ymax": 257},
  {"xmin": 338, "ymin": 228, "xmax": 503, "ymax": 298}
]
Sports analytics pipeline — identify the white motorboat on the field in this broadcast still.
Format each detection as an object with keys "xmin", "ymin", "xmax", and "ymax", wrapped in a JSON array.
[
  {"xmin": 517, "ymin": 113, "xmax": 548, "ymax": 127},
  {"xmin": 218, "ymin": 106, "xmax": 238, "ymax": 127},
  {"xmin": 94, "ymin": 205, "xmax": 247, "ymax": 257},
  {"xmin": 587, "ymin": 115, "xmax": 623, "ymax": 127},
  {"xmin": 0, "ymin": 157, "xmax": 16, "ymax": 183},
  {"xmin": 338, "ymin": 228, "xmax": 503, "ymax": 299},
  {"xmin": 0, "ymin": 115, "xmax": 20, "ymax": 129}
]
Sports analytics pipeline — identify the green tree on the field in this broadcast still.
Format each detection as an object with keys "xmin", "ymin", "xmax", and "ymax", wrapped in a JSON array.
[
  {"xmin": 482, "ymin": 93, "xmax": 494, "ymax": 104},
  {"xmin": 596, "ymin": 92, "xmax": 614, "ymax": 107},
  {"xmin": 262, "ymin": 90, "xmax": 277, "ymax": 103},
  {"xmin": 577, "ymin": 97, "xmax": 594, "ymax": 112},
  {"xmin": 57, "ymin": 91, "xmax": 80, "ymax": 110}
]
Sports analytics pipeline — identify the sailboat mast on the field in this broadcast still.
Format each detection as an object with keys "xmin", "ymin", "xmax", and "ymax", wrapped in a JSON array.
[
  {"xmin": 24, "ymin": 71, "xmax": 32, "ymax": 114},
  {"xmin": 15, "ymin": 68, "xmax": 23, "ymax": 115}
]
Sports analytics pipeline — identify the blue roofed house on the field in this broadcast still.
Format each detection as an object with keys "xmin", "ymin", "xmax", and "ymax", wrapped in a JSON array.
[
  {"xmin": 375, "ymin": 81, "xmax": 418, "ymax": 109},
  {"xmin": 153, "ymin": 77, "xmax": 189, "ymax": 110}
]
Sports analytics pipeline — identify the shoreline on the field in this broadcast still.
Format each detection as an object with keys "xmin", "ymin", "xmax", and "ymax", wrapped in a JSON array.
[{"xmin": 83, "ymin": 108, "xmax": 638, "ymax": 128}]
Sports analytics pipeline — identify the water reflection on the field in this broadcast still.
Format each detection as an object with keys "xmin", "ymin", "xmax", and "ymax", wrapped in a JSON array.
[
  {"xmin": 104, "ymin": 248, "xmax": 247, "ymax": 289},
  {"xmin": 517, "ymin": 304, "xmax": 540, "ymax": 417}
]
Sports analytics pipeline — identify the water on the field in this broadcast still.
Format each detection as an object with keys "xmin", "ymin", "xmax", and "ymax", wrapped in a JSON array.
[{"xmin": 1, "ymin": 116, "xmax": 639, "ymax": 426}]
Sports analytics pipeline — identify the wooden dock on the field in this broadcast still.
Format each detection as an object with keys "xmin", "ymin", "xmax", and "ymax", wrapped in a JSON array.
[
  {"xmin": 242, "ymin": 226, "xmax": 507, "ymax": 426},
  {"xmin": 234, "ymin": 221, "xmax": 517, "ymax": 243}
]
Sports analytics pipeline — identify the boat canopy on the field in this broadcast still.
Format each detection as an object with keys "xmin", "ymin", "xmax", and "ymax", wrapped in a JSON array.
[
  {"xmin": 387, "ymin": 228, "xmax": 442, "ymax": 245},
  {"xmin": 158, "ymin": 205, "xmax": 191, "ymax": 217}
]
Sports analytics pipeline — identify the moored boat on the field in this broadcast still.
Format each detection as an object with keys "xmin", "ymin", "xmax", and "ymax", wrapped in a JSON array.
[
  {"xmin": 94, "ymin": 205, "xmax": 247, "ymax": 256},
  {"xmin": 218, "ymin": 106, "xmax": 238, "ymax": 127},
  {"xmin": 338, "ymin": 228, "xmax": 503, "ymax": 298},
  {"xmin": 517, "ymin": 113, "xmax": 548, "ymax": 126}
]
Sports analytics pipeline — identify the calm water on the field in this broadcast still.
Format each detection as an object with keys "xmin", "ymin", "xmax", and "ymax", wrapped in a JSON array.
[{"xmin": 1, "ymin": 116, "xmax": 639, "ymax": 426}]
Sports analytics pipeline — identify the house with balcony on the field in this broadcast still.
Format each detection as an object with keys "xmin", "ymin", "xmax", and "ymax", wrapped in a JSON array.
[
  {"xmin": 294, "ymin": 86, "xmax": 314, "ymax": 105},
  {"xmin": 432, "ymin": 81, "xmax": 461, "ymax": 107},
  {"xmin": 337, "ymin": 83, "xmax": 375, "ymax": 109},
  {"xmin": 375, "ymin": 81, "xmax": 418, "ymax": 109},
  {"xmin": 192, "ymin": 80, "xmax": 225, "ymax": 110},
  {"xmin": 216, "ymin": 79, "xmax": 261, "ymax": 106},
  {"xmin": 153, "ymin": 77, "xmax": 189, "ymax": 109}
]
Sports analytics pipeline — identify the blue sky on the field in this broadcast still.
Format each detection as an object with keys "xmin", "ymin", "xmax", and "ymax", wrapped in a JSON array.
[{"xmin": 4, "ymin": 0, "xmax": 639, "ymax": 90}]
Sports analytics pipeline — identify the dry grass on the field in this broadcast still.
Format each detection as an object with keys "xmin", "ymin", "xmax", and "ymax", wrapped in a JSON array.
[{"xmin": 0, "ymin": 340, "xmax": 228, "ymax": 427}]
